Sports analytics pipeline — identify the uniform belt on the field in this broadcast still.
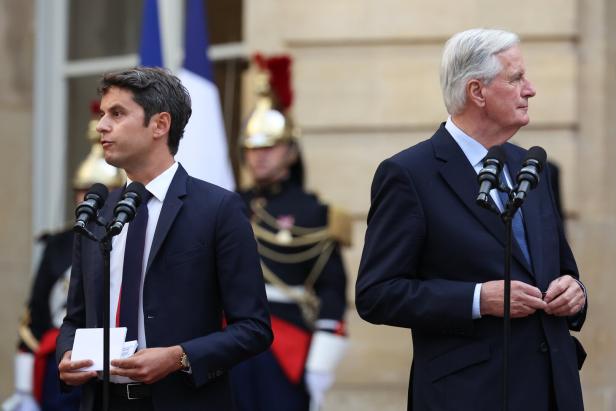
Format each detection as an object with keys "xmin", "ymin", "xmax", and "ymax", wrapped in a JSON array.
[
  {"xmin": 106, "ymin": 382, "xmax": 151, "ymax": 400},
  {"xmin": 265, "ymin": 284, "xmax": 305, "ymax": 303}
]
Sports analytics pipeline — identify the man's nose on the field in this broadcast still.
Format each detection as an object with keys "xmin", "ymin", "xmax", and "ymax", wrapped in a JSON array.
[
  {"xmin": 96, "ymin": 116, "xmax": 109, "ymax": 133},
  {"xmin": 523, "ymin": 78, "xmax": 536, "ymax": 98}
]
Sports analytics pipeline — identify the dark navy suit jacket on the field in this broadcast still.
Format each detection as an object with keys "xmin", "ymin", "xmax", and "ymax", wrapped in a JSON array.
[
  {"xmin": 56, "ymin": 165, "xmax": 273, "ymax": 411},
  {"xmin": 356, "ymin": 125, "xmax": 585, "ymax": 411}
]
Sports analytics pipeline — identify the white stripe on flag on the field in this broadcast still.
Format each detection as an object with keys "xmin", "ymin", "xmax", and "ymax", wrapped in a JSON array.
[{"xmin": 176, "ymin": 68, "xmax": 235, "ymax": 191}]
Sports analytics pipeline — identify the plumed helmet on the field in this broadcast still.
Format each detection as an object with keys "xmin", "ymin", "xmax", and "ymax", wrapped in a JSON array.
[{"xmin": 241, "ymin": 54, "xmax": 301, "ymax": 149}]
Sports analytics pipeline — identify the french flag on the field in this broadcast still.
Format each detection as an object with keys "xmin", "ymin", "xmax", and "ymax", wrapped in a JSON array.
[{"xmin": 140, "ymin": 0, "xmax": 235, "ymax": 191}]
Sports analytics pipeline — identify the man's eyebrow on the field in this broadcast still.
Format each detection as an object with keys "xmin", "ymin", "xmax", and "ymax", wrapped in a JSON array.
[
  {"xmin": 102, "ymin": 103, "xmax": 126, "ymax": 112},
  {"xmin": 508, "ymin": 69, "xmax": 524, "ymax": 80}
]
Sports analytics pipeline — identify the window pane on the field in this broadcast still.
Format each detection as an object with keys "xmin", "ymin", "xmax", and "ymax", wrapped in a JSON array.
[
  {"xmin": 65, "ymin": 75, "xmax": 102, "ymax": 220},
  {"xmin": 213, "ymin": 58, "xmax": 248, "ymax": 184},
  {"xmin": 68, "ymin": 0, "xmax": 143, "ymax": 60}
]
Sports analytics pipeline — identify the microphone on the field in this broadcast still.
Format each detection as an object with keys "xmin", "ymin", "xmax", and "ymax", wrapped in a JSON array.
[
  {"xmin": 108, "ymin": 182, "xmax": 148, "ymax": 237},
  {"xmin": 476, "ymin": 145, "xmax": 506, "ymax": 210},
  {"xmin": 512, "ymin": 146, "xmax": 547, "ymax": 207},
  {"xmin": 74, "ymin": 183, "xmax": 109, "ymax": 232}
]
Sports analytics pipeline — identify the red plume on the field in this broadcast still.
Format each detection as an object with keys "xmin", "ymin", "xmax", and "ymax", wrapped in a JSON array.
[
  {"xmin": 252, "ymin": 53, "xmax": 293, "ymax": 111},
  {"xmin": 253, "ymin": 53, "xmax": 268, "ymax": 71}
]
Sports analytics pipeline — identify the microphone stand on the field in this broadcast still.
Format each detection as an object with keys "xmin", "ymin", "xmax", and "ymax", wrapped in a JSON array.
[
  {"xmin": 477, "ymin": 185, "xmax": 518, "ymax": 411},
  {"xmin": 499, "ymin": 186, "xmax": 517, "ymax": 411},
  {"xmin": 73, "ymin": 185, "xmax": 144, "ymax": 411},
  {"xmin": 99, "ymin": 232, "xmax": 113, "ymax": 411},
  {"xmin": 74, "ymin": 218, "xmax": 113, "ymax": 411}
]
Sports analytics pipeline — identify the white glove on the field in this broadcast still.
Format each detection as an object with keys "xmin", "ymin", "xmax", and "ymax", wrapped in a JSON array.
[
  {"xmin": 304, "ymin": 331, "xmax": 349, "ymax": 409},
  {"xmin": 2, "ymin": 393, "xmax": 40, "ymax": 411},
  {"xmin": 2, "ymin": 353, "xmax": 40, "ymax": 411},
  {"xmin": 305, "ymin": 370, "xmax": 334, "ymax": 409}
]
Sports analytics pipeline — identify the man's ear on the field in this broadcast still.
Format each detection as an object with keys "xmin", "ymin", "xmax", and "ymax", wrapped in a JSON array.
[
  {"xmin": 151, "ymin": 112, "xmax": 171, "ymax": 139},
  {"xmin": 466, "ymin": 79, "xmax": 486, "ymax": 108}
]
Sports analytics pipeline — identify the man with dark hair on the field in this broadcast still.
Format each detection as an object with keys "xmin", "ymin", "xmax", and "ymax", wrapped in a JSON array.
[
  {"xmin": 97, "ymin": 67, "xmax": 192, "ymax": 155},
  {"xmin": 56, "ymin": 66, "xmax": 272, "ymax": 411},
  {"xmin": 356, "ymin": 29, "xmax": 586, "ymax": 410}
]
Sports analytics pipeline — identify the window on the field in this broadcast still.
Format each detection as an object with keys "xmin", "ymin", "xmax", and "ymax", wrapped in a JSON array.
[{"xmin": 34, "ymin": 0, "xmax": 245, "ymax": 229}]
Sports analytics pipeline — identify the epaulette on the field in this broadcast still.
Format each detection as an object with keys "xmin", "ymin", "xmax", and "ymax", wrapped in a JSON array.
[{"xmin": 327, "ymin": 206, "xmax": 352, "ymax": 247}]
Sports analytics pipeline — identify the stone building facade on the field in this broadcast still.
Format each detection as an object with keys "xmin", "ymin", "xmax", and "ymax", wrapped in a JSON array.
[{"xmin": 1, "ymin": 0, "xmax": 615, "ymax": 409}]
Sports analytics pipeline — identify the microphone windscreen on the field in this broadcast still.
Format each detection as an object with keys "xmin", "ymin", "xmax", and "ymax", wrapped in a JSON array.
[
  {"xmin": 87, "ymin": 183, "xmax": 109, "ymax": 202},
  {"xmin": 123, "ymin": 181, "xmax": 148, "ymax": 205},
  {"xmin": 485, "ymin": 144, "xmax": 505, "ymax": 164},
  {"xmin": 525, "ymin": 146, "xmax": 547, "ymax": 170}
]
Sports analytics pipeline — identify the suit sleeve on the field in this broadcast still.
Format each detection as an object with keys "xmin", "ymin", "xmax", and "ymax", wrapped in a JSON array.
[
  {"xmin": 544, "ymin": 165, "xmax": 586, "ymax": 331},
  {"xmin": 181, "ymin": 192, "xmax": 273, "ymax": 387},
  {"xmin": 356, "ymin": 159, "xmax": 476, "ymax": 335}
]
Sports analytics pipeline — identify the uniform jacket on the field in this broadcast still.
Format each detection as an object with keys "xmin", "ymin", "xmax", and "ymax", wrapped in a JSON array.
[
  {"xmin": 24, "ymin": 229, "xmax": 73, "ymax": 351},
  {"xmin": 240, "ymin": 180, "xmax": 347, "ymax": 331}
]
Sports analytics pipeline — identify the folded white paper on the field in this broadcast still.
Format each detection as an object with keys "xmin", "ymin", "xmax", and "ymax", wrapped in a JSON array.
[
  {"xmin": 121, "ymin": 340, "xmax": 139, "ymax": 358},
  {"xmin": 71, "ymin": 327, "xmax": 127, "ymax": 371}
]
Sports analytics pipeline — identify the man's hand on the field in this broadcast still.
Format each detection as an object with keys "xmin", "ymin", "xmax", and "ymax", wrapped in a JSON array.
[
  {"xmin": 480, "ymin": 280, "xmax": 547, "ymax": 318},
  {"xmin": 58, "ymin": 350, "xmax": 97, "ymax": 386},
  {"xmin": 110, "ymin": 346, "xmax": 183, "ymax": 384},
  {"xmin": 544, "ymin": 275, "xmax": 585, "ymax": 316}
]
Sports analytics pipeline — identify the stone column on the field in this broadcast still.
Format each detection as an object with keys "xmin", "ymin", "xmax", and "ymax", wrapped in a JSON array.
[{"xmin": 571, "ymin": 0, "xmax": 616, "ymax": 409}]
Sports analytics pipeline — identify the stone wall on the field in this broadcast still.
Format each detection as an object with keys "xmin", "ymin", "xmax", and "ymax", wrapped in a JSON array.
[{"xmin": 0, "ymin": 0, "xmax": 34, "ymax": 398}]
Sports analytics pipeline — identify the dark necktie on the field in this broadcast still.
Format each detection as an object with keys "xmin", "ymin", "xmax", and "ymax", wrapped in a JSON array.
[
  {"xmin": 117, "ymin": 190, "xmax": 152, "ymax": 341},
  {"xmin": 496, "ymin": 172, "xmax": 532, "ymax": 267}
]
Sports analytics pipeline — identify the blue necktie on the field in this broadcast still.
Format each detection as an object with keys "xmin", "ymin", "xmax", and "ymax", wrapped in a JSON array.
[
  {"xmin": 118, "ymin": 190, "xmax": 152, "ymax": 341},
  {"xmin": 496, "ymin": 173, "xmax": 532, "ymax": 268}
]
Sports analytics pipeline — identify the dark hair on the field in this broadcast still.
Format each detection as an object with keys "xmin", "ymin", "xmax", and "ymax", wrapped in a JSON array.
[{"xmin": 98, "ymin": 67, "xmax": 192, "ymax": 155}]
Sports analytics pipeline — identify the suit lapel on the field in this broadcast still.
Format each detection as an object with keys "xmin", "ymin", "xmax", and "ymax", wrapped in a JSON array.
[
  {"xmin": 145, "ymin": 165, "xmax": 187, "ymax": 273},
  {"xmin": 433, "ymin": 127, "xmax": 534, "ymax": 276},
  {"xmin": 433, "ymin": 126, "xmax": 507, "ymax": 247}
]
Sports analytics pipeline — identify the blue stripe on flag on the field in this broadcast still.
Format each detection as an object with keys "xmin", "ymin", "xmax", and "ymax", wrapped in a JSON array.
[
  {"xmin": 139, "ymin": 0, "xmax": 163, "ymax": 66},
  {"xmin": 184, "ymin": 0, "xmax": 214, "ymax": 81}
]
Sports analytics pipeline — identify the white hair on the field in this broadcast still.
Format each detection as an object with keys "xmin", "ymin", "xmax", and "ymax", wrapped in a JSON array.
[{"xmin": 440, "ymin": 28, "xmax": 520, "ymax": 115}]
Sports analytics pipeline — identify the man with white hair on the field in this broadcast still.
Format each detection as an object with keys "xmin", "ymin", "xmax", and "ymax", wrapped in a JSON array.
[{"xmin": 356, "ymin": 28, "xmax": 586, "ymax": 410}]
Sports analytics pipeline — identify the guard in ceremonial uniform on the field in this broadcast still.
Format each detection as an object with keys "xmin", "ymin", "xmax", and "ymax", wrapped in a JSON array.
[
  {"xmin": 3, "ymin": 103, "xmax": 124, "ymax": 411},
  {"xmin": 231, "ymin": 54, "xmax": 350, "ymax": 411}
]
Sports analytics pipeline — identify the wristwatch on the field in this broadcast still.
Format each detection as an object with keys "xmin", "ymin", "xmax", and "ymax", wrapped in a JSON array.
[{"xmin": 180, "ymin": 350, "xmax": 190, "ymax": 370}]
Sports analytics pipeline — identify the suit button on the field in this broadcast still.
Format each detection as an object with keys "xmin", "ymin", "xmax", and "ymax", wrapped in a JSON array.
[{"xmin": 539, "ymin": 341, "xmax": 549, "ymax": 353}]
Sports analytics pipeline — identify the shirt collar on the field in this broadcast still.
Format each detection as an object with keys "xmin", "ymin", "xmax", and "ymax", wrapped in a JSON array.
[
  {"xmin": 125, "ymin": 162, "xmax": 179, "ymax": 203},
  {"xmin": 445, "ymin": 116, "xmax": 488, "ymax": 170}
]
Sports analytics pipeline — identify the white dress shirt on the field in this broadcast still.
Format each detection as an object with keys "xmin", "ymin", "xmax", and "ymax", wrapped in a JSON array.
[{"xmin": 107, "ymin": 162, "xmax": 178, "ymax": 382}]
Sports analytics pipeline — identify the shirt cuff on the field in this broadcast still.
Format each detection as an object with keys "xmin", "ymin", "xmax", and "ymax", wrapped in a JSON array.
[{"xmin": 472, "ymin": 283, "xmax": 482, "ymax": 319}]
